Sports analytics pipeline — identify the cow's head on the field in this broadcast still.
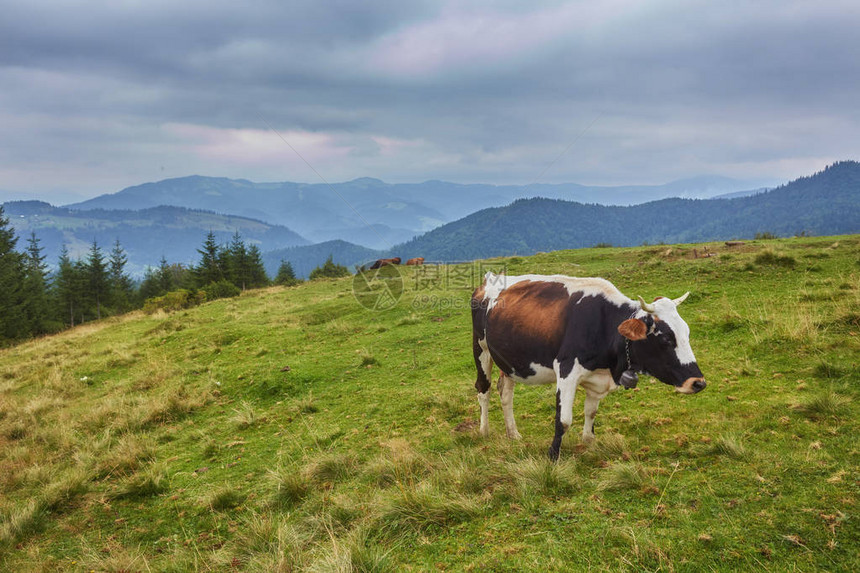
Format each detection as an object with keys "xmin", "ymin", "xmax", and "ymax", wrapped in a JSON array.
[{"xmin": 617, "ymin": 293, "xmax": 706, "ymax": 394}]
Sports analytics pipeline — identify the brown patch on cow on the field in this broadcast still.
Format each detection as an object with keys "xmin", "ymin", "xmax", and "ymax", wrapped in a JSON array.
[
  {"xmin": 618, "ymin": 318, "xmax": 647, "ymax": 340},
  {"xmin": 654, "ymin": 296, "xmax": 665, "ymax": 301},
  {"xmin": 405, "ymin": 257, "xmax": 424, "ymax": 265},
  {"xmin": 489, "ymin": 281, "xmax": 569, "ymax": 344}
]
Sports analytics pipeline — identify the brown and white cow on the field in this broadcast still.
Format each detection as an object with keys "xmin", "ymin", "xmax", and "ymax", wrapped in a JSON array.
[
  {"xmin": 405, "ymin": 257, "xmax": 425, "ymax": 266},
  {"xmin": 471, "ymin": 272, "xmax": 706, "ymax": 460},
  {"xmin": 369, "ymin": 257, "xmax": 401, "ymax": 269}
]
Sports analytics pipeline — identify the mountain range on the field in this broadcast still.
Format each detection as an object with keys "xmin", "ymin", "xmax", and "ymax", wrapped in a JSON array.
[
  {"xmin": 278, "ymin": 161, "xmax": 860, "ymax": 272},
  {"xmin": 65, "ymin": 174, "xmax": 772, "ymax": 250},
  {"xmin": 2, "ymin": 162, "xmax": 857, "ymax": 280},
  {"xmin": 3, "ymin": 202, "xmax": 308, "ymax": 277}
]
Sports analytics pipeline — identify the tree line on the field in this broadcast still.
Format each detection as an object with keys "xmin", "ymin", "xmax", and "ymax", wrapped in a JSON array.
[{"xmin": 0, "ymin": 206, "xmax": 301, "ymax": 346}]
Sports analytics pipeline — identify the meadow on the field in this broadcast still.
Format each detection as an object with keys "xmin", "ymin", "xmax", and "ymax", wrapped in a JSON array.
[{"xmin": 1, "ymin": 235, "xmax": 857, "ymax": 572}]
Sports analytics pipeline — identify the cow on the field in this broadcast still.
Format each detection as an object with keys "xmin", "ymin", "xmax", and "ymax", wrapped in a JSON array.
[
  {"xmin": 405, "ymin": 257, "xmax": 425, "ymax": 266},
  {"xmin": 471, "ymin": 272, "xmax": 706, "ymax": 460},
  {"xmin": 369, "ymin": 257, "xmax": 401, "ymax": 269}
]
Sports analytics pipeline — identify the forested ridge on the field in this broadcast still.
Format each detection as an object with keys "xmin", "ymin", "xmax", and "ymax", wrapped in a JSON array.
[{"xmin": 393, "ymin": 161, "xmax": 860, "ymax": 260}]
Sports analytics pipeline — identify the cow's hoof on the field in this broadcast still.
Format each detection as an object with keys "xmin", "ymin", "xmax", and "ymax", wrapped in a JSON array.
[
  {"xmin": 581, "ymin": 434, "xmax": 595, "ymax": 446},
  {"xmin": 507, "ymin": 430, "xmax": 523, "ymax": 440},
  {"xmin": 547, "ymin": 446, "xmax": 560, "ymax": 461}
]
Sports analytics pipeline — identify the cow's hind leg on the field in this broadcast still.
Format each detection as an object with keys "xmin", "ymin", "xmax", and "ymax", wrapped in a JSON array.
[
  {"xmin": 498, "ymin": 373, "xmax": 522, "ymax": 439},
  {"xmin": 474, "ymin": 337, "xmax": 493, "ymax": 436},
  {"xmin": 582, "ymin": 389, "xmax": 603, "ymax": 444}
]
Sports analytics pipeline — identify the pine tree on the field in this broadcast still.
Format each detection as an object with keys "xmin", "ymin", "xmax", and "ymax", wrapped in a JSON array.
[
  {"xmin": 108, "ymin": 239, "xmax": 134, "ymax": 313},
  {"xmin": 157, "ymin": 256, "xmax": 174, "ymax": 294},
  {"xmin": 84, "ymin": 240, "xmax": 109, "ymax": 320},
  {"xmin": 246, "ymin": 244, "xmax": 269, "ymax": 288},
  {"xmin": 22, "ymin": 232, "xmax": 51, "ymax": 334},
  {"xmin": 226, "ymin": 231, "xmax": 249, "ymax": 290},
  {"xmin": 309, "ymin": 255, "xmax": 350, "ymax": 280},
  {"xmin": 54, "ymin": 245, "xmax": 80, "ymax": 327},
  {"xmin": 194, "ymin": 231, "xmax": 224, "ymax": 287},
  {"xmin": 0, "ymin": 205, "xmax": 28, "ymax": 341},
  {"xmin": 275, "ymin": 259, "xmax": 299, "ymax": 286},
  {"xmin": 138, "ymin": 266, "xmax": 162, "ymax": 301}
]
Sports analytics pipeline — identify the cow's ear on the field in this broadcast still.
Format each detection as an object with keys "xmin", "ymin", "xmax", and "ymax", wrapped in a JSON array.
[{"xmin": 618, "ymin": 318, "xmax": 647, "ymax": 341}]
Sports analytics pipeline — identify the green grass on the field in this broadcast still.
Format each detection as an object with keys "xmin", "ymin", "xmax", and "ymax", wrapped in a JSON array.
[{"xmin": 1, "ymin": 235, "xmax": 859, "ymax": 571}]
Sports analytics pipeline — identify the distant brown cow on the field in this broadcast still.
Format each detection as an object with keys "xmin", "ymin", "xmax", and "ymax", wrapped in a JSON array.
[
  {"xmin": 405, "ymin": 257, "xmax": 425, "ymax": 266},
  {"xmin": 369, "ymin": 257, "xmax": 401, "ymax": 269}
]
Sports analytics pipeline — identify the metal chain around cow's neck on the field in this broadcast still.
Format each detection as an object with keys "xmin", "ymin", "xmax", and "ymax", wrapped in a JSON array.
[{"xmin": 624, "ymin": 307, "xmax": 638, "ymax": 370}]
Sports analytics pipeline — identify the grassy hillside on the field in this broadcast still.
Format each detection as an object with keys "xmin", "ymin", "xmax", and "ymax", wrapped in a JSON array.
[{"xmin": 1, "ymin": 235, "xmax": 858, "ymax": 571}]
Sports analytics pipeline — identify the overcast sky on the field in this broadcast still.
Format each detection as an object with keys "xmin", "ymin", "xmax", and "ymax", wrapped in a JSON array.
[{"xmin": 2, "ymin": 0, "xmax": 859, "ymax": 203}]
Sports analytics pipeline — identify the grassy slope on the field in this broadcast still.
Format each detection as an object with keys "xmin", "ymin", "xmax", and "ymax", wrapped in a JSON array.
[{"xmin": 1, "ymin": 236, "xmax": 858, "ymax": 572}]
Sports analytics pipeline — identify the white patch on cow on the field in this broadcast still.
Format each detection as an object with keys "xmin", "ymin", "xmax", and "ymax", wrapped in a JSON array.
[
  {"xmin": 555, "ymin": 359, "xmax": 589, "ymax": 429},
  {"xmin": 650, "ymin": 297, "xmax": 697, "ymax": 366},
  {"xmin": 508, "ymin": 362, "xmax": 557, "ymax": 385},
  {"xmin": 578, "ymin": 368, "xmax": 618, "ymax": 395},
  {"xmin": 482, "ymin": 273, "xmax": 630, "ymax": 311},
  {"xmin": 477, "ymin": 337, "xmax": 492, "ymax": 378}
]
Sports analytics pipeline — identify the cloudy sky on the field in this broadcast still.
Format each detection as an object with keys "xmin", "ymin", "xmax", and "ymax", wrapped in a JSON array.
[{"xmin": 2, "ymin": 0, "xmax": 859, "ymax": 203}]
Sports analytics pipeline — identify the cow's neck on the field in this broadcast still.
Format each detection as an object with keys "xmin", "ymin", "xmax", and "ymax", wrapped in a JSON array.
[{"xmin": 610, "ymin": 303, "xmax": 642, "ymax": 383}]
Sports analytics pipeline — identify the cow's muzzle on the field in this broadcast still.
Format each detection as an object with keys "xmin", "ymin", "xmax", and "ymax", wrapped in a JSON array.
[{"xmin": 676, "ymin": 377, "xmax": 706, "ymax": 394}]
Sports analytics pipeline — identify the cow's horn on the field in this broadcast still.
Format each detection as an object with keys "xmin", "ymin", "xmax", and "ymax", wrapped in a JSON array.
[
  {"xmin": 638, "ymin": 296, "xmax": 656, "ymax": 313},
  {"xmin": 673, "ymin": 292, "xmax": 690, "ymax": 306}
]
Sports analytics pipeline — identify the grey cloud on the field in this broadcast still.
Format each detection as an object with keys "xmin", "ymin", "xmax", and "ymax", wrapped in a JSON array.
[{"xmin": 1, "ymin": 0, "xmax": 859, "ymax": 197}]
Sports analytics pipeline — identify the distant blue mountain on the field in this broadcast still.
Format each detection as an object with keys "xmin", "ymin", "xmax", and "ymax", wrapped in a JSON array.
[
  {"xmin": 3, "ymin": 201, "xmax": 308, "ymax": 277},
  {"xmin": 65, "ymin": 174, "xmax": 771, "ymax": 251},
  {"xmin": 262, "ymin": 240, "xmax": 383, "ymax": 279},
  {"xmin": 389, "ymin": 161, "xmax": 860, "ymax": 261}
]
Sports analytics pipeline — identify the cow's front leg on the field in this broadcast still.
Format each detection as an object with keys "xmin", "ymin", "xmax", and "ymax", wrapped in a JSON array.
[
  {"xmin": 497, "ymin": 373, "xmax": 522, "ymax": 439},
  {"xmin": 582, "ymin": 389, "xmax": 602, "ymax": 444},
  {"xmin": 549, "ymin": 360, "xmax": 580, "ymax": 460}
]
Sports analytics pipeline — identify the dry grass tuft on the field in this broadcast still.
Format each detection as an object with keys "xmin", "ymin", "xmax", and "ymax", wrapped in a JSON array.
[
  {"xmin": 42, "ymin": 467, "xmax": 90, "ymax": 512},
  {"xmin": 586, "ymin": 432, "xmax": 630, "ymax": 461},
  {"xmin": 113, "ymin": 463, "xmax": 169, "ymax": 500},
  {"xmin": 366, "ymin": 439, "xmax": 432, "ymax": 487},
  {"xmin": 308, "ymin": 526, "xmax": 394, "ymax": 573},
  {"xmin": 597, "ymin": 461, "xmax": 653, "ymax": 492},
  {"xmin": 305, "ymin": 452, "xmax": 360, "ymax": 485},
  {"xmin": 508, "ymin": 455, "xmax": 577, "ymax": 498},
  {"xmin": 793, "ymin": 390, "xmax": 851, "ymax": 420},
  {"xmin": 0, "ymin": 500, "xmax": 45, "ymax": 546},
  {"xmin": 378, "ymin": 483, "xmax": 479, "ymax": 533},
  {"xmin": 240, "ymin": 513, "xmax": 308, "ymax": 572},
  {"xmin": 95, "ymin": 434, "xmax": 157, "ymax": 479},
  {"xmin": 697, "ymin": 434, "xmax": 749, "ymax": 460},
  {"xmin": 268, "ymin": 466, "xmax": 310, "ymax": 509},
  {"xmin": 207, "ymin": 486, "xmax": 247, "ymax": 512},
  {"xmin": 232, "ymin": 400, "xmax": 259, "ymax": 429}
]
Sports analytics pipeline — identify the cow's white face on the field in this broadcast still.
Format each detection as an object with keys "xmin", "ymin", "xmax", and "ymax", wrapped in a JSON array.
[
  {"xmin": 648, "ymin": 297, "xmax": 696, "ymax": 366},
  {"xmin": 620, "ymin": 293, "xmax": 706, "ymax": 394}
]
